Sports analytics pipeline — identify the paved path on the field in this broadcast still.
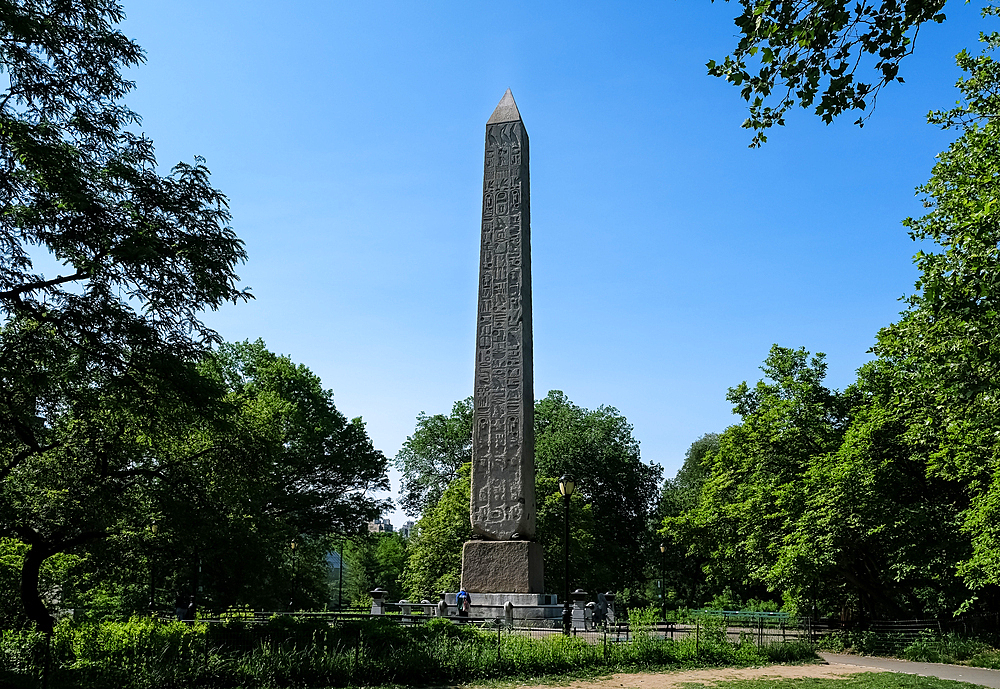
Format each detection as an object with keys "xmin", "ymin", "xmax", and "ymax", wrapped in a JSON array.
[{"xmin": 820, "ymin": 652, "xmax": 1000, "ymax": 688}]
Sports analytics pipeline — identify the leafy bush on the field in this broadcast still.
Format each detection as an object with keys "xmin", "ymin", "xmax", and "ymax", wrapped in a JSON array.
[
  {"xmin": 968, "ymin": 649, "xmax": 1000, "ymax": 669},
  {"xmin": 903, "ymin": 632, "xmax": 994, "ymax": 664}
]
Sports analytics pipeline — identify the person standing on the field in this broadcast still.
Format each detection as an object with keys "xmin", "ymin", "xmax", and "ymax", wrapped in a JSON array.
[{"xmin": 456, "ymin": 588, "xmax": 471, "ymax": 617}]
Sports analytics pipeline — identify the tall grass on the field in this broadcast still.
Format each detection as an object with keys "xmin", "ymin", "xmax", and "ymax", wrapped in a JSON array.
[{"xmin": 0, "ymin": 614, "xmax": 816, "ymax": 689}]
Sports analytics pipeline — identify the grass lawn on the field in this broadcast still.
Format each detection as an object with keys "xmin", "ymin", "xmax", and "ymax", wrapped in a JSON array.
[{"xmin": 674, "ymin": 673, "xmax": 991, "ymax": 689}]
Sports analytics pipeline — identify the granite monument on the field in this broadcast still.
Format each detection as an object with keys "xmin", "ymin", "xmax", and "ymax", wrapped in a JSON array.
[{"xmin": 460, "ymin": 89, "xmax": 544, "ymax": 594}]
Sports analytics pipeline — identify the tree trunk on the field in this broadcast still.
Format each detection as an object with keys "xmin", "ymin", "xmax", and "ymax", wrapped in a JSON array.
[{"xmin": 21, "ymin": 545, "xmax": 55, "ymax": 633}]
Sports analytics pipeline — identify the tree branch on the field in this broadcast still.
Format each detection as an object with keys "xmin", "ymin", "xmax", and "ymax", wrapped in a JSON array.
[{"xmin": 0, "ymin": 270, "xmax": 90, "ymax": 299}]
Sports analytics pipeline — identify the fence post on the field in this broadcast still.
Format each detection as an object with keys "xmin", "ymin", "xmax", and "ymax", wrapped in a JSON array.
[{"xmin": 695, "ymin": 619, "xmax": 699, "ymax": 655}]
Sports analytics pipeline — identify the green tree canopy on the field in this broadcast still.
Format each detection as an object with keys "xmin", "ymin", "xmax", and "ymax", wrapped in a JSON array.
[
  {"xmin": 665, "ymin": 347, "xmax": 975, "ymax": 618},
  {"xmin": 534, "ymin": 391, "xmax": 663, "ymax": 594},
  {"xmin": 393, "ymin": 398, "xmax": 472, "ymax": 517},
  {"xmin": 655, "ymin": 434, "xmax": 719, "ymax": 608},
  {"xmin": 709, "ymin": 0, "xmax": 949, "ymax": 144},
  {"xmin": 344, "ymin": 532, "xmax": 408, "ymax": 605},
  {"xmin": 401, "ymin": 464, "xmax": 471, "ymax": 600},
  {"xmin": 869, "ymin": 30, "xmax": 1000, "ymax": 596},
  {"xmin": 0, "ymin": 339, "xmax": 389, "ymax": 627},
  {"xmin": 0, "ymin": 0, "xmax": 251, "ymax": 491}
]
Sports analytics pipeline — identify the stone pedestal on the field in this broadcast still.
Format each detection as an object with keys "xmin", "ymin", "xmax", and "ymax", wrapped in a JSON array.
[
  {"xmin": 461, "ymin": 540, "xmax": 544, "ymax": 593},
  {"xmin": 444, "ymin": 591, "xmax": 563, "ymax": 626}
]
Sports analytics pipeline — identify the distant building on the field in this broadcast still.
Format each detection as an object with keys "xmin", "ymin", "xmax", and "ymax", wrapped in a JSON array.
[
  {"xmin": 368, "ymin": 518, "xmax": 393, "ymax": 533},
  {"xmin": 400, "ymin": 520, "xmax": 415, "ymax": 538}
]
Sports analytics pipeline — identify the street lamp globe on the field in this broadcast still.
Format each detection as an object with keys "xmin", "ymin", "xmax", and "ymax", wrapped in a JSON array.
[{"xmin": 559, "ymin": 475, "xmax": 575, "ymax": 497}]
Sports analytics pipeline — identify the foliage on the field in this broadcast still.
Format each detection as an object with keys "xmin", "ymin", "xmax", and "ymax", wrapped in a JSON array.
[
  {"xmin": 344, "ymin": 532, "xmax": 408, "ymax": 604},
  {"xmin": 401, "ymin": 465, "xmax": 471, "ymax": 600},
  {"xmin": 860, "ymin": 30, "xmax": 1000, "ymax": 599},
  {"xmin": 0, "ymin": 0, "xmax": 250, "ymax": 480},
  {"xmin": 535, "ymin": 476, "xmax": 597, "ymax": 595},
  {"xmin": 0, "ymin": 0, "xmax": 251, "ymax": 632},
  {"xmin": 902, "ymin": 631, "xmax": 994, "ymax": 663},
  {"xmin": 534, "ymin": 391, "xmax": 663, "ymax": 595},
  {"xmin": 135, "ymin": 340, "xmax": 388, "ymax": 613},
  {"xmin": 665, "ymin": 347, "xmax": 847, "ymax": 610},
  {"xmin": 655, "ymin": 434, "xmax": 719, "ymax": 608},
  {"xmin": 0, "ymin": 615, "xmax": 818, "ymax": 688},
  {"xmin": 708, "ymin": 0, "xmax": 947, "ymax": 144},
  {"xmin": 659, "ymin": 433, "xmax": 718, "ymax": 520},
  {"xmin": 664, "ymin": 344, "xmax": 975, "ymax": 618},
  {"xmin": 0, "ymin": 339, "xmax": 389, "ymax": 626},
  {"xmin": 204, "ymin": 340, "xmax": 390, "ymax": 539},
  {"xmin": 394, "ymin": 398, "xmax": 473, "ymax": 517}
]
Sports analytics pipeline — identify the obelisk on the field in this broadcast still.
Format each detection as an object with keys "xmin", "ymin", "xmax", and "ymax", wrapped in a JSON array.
[{"xmin": 461, "ymin": 89, "xmax": 544, "ymax": 594}]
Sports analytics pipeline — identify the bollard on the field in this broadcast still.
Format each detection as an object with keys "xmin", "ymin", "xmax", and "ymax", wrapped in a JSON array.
[
  {"xmin": 370, "ymin": 588, "xmax": 386, "ymax": 615},
  {"xmin": 571, "ymin": 589, "xmax": 588, "ymax": 632},
  {"xmin": 504, "ymin": 600, "xmax": 514, "ymax": 627}
]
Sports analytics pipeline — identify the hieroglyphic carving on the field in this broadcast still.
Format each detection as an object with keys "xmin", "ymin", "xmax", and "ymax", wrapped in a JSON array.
[{"xmin": 471, "ymin": 90, "xmax": 535, "ymax": 540}]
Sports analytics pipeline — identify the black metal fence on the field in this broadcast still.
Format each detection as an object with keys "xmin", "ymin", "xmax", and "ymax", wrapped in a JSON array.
[{"xmin": 812, "ymin": 613, "xmax": 1000, "ymax": 656}]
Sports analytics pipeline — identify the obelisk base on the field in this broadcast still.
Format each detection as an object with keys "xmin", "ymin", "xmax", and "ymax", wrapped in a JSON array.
[{"xmin": 461, "ymin": 540, "xmax": 544, "ymax": 593}]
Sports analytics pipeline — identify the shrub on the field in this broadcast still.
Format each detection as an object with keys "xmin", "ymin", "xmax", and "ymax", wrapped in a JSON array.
[{"xmin": 0, "ymin": 614, "xmax": 819, "ymax": 688}]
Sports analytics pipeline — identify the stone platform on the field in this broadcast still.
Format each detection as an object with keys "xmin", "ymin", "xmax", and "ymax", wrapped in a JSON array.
[
  {"xmin": 461, "ymin": 540, "xmax": 544, "ymax": 593},
  {"xmin": 444, "ymin": 591, "xmax": 563, "ymax": 626}
]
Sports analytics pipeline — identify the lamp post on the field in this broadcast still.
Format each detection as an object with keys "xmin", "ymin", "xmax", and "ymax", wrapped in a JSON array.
[
  {"xmin": 290, "ymin": 540, "xmax": 298, "ymax": 611},
  {"xmin": 559, "ymin": 474, "xmax": 576, "ymax": 635},
  {"xmin": 659, "ymin": 542, "xmax": 666, "ymax": 622},
  {"xmin": 337, "ymin": 537, "xmax": 345, "ymax": 611},
  {"xmin": 148, "ymin": 519, "xmax": 158, "ymax": 612}
]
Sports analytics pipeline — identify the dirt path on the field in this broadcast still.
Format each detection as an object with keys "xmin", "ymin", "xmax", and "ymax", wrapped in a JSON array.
[{"xmin": 506, "ymin": 660, "xmax": 872, "ymax": 689}]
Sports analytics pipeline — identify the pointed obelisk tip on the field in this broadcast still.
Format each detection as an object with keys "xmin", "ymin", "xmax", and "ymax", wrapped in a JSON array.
[{"xmin": 487, "ymin": 88, "xmax": 522, "ymax": 124}]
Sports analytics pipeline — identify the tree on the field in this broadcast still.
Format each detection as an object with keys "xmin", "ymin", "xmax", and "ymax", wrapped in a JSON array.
[
  {"xmin": 344, "ymin": 532, "xmax": 408, "ymax": 604},
  {"xmin": 535, "ymin": 476, "xmax": 597, "ymax": 596},
  {"xmin": 394, "ymin": 399, "xmax": 473, "ymax": 517},
  {"xmin": 658, "ymin": 433, "xmax": 719, "ymax": 521},
  {"xmin": 205, "ymin": 340, "xmax": 390, "ymax": 537},
  {"xmin": 401, "ymin": 465, "xmax": 471, "ymax": 600},
  {"xmin": 655, "ymin": 434, "xmax": 719, "ymax": 608},
  {"xmin": 0, "ymin": 339, "xmax": 390, "ymax": 627},
  {"xmin": 665, "ymin": 346, "xmax": 853, "ymax": 611},
  {"xmin": 665, "ymin": 347, "xmax": 975, "ymax": 618},
  {"xmin": 0, "ymin": 0, "xmax": 250, "ymax": 632},
  {"xmin": 870, "ymin": 31, "xmax": 1000, "ymax": 597},
  {"xmin": 708, "ymin": 0, "xmax": 948, "ymax": 144},
  {"xmin": 152, "ymin": 340, "xmax": 390, "ymax": 611},
  {"xmin": 534, "ymin": 391, "xmax": 663, "ymax": 595}
]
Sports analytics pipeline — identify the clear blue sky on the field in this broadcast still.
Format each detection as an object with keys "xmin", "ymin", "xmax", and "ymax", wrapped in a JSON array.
[{"xmin": 119, "ymin": 0, "xmax": 986, "ymax": 526}]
